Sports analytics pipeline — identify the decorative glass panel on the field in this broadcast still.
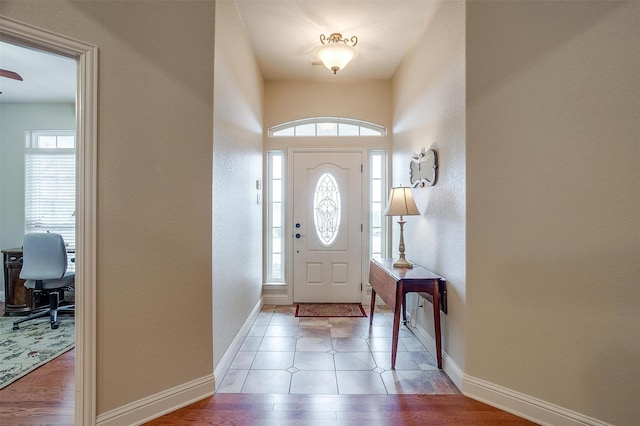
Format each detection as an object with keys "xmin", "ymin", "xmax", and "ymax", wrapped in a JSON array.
[
  {"xmin": 268, "ymin": 117, "xmax": 385, "ymax": 137},
  {"xmin": 317, "ymin": 122, "xmax": 338, "ymax": 136},
  {"xmin": 295, "ymin": 123, "xmax": 315, "ymax": 136},
  {"xmin": 272, "ymin": 127, "xmax": 294, "ymax": 136},
  {"xmin": 313, "ymin": 173, "xmax": 341, "ymax": 246},
  {"xmin": 338, "ymin": 123, "xmax": 359, "ymax": 136}
]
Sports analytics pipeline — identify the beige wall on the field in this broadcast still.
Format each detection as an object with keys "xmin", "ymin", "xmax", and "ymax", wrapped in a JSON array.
[
  {"xmin": 0, "ymin": 0, "xmax": 215, "ymax": 415},
  {"xmin": 466, "ymin": 1, "xmax": 639, "ymax": 424},
  {"xmin": 212, "ymin": 0, "xmax": 264, "ymax": 368},
  {"xmin": 391, "ymin": 0, "xmax": 466, "ymax": 374},
  {"xmin": 264, "ymin": 80, "xmax": 392, "ymax": 130}
]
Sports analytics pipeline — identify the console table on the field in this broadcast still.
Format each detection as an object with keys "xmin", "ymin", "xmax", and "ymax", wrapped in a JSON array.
[{"xmin": 369, "ymin": 258, "xmax": 447, "ymax": 369}]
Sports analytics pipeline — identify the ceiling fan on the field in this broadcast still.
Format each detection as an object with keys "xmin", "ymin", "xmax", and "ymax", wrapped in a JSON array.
[{"xmin": 0, "ymin": 69, "xmax": 23, "ymax": 81}]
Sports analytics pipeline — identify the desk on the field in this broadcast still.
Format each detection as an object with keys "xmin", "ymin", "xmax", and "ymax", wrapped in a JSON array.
[
  {"xmin": 2, "ymin": 247, "xmax": 75, "ymax": 316},
  {"xmin": 2, "ymin": 248, "xmax": 33, "ymax": 315},
  {"xmin": 369, "ymin": 258, "xmax": 447, "ymax": 369}
]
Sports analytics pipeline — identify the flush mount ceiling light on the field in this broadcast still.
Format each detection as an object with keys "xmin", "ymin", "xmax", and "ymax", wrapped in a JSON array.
[{"xmin": 316, "ymin": 33, "xmax": 358, "ymax": 75}]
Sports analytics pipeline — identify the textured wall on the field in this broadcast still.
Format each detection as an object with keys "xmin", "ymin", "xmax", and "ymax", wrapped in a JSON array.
[
  {"xmin": 0, "ymin": 0, "xmax": 215, "ymax": 415},
  {"xmin": 391, "ymin": 0, "xmax": 466, "ymax": 373},
  {"xmin": 213, "ymin": 1, "xmax": 264, "ymax": 368},
  {"xmin": 466, "ymin": 1, "xmax": 640, "ymax": 424},
  {"xmin": 264, "ymin": 80, "xmax": 392, "ymax": 130}
]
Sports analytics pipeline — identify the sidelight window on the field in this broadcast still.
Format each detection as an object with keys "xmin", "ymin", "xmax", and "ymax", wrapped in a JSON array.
[
  {"xmin": 266, "ymin": 151, "xmax": 285, "ymax": 283},
  {"xmin": 370, "ymin": 151, "xmax": 387, "ymax": 259}
]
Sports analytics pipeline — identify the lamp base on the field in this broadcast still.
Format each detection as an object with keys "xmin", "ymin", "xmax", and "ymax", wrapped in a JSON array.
[{"xmin": 392, "ymin": 256, "xmax": 413, "ymax": 269}]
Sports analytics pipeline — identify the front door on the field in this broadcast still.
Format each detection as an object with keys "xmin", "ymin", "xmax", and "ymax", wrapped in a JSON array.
[{"xmin": 292, "ymin": 151, "xmax": 363, "ymax": 303}]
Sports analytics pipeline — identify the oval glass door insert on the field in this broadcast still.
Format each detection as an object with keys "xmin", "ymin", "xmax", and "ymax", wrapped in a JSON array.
[{"xmin": 313, "ymin": 172, "xmax": 341, "ymax": 246}]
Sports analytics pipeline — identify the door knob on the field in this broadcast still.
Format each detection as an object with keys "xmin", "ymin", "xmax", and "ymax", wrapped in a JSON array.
[
  {"xmin": 295, "ymin": 233, "xmax": 301, "ymax": 239},
  {"xmin": 295, "ymin": 223, "xmax": 301, "ymax": 228}
]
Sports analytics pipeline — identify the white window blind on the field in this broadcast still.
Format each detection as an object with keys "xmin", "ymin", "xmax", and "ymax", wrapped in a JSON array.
[{"xmin": 25, "ymin": 131, "xmax": 76, "ymax": 249}]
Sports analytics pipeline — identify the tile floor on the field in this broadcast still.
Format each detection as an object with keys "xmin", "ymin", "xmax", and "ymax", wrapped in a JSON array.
[{"xmin": 217, "ymin": 304, "xmax": 459, "ymax": 395}]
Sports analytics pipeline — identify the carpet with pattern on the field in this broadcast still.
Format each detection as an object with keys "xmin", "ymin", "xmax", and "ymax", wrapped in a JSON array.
[
  {"xmin": 0, "ymin": 317, "xmax": 75, "ymax": 390},
  {"xmin": 295, "ymin": 303, "xmax": 367, "ymax": 318}
]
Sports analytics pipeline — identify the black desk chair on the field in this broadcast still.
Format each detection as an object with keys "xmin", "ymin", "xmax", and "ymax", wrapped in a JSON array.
[{"xmin": 12, "ymin": 233, "xmax": 75, "ymax": 330}]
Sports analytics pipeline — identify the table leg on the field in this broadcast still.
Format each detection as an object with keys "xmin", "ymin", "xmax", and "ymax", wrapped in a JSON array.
[
  {"xmin": 391, "ymin": 283, "xmax": 403, "ymax": 369},
  {"xmin": 369, "ymin": 288, "xmax": 376, "ymax": 326},
  {"xmin": 402, "ymin": 292, "xmax": 407, "ymax": 325},
  {"xmin": 433, "ymin": 281, "xmax": 442, "ymax": 369}
]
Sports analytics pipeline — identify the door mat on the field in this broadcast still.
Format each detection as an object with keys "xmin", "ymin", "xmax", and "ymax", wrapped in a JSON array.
[
  {"xmin": 295, "ymin": 303, "xmax": 367, "ymax": 318},
  {"xmin": 0, "ymin": 317, "xmax": 75, "ymax": 390}
]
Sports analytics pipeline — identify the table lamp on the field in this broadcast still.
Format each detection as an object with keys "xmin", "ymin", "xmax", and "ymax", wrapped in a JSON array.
[{"xmin": 384, "ymin": 186, "xmax": 420, "ymax": 268}]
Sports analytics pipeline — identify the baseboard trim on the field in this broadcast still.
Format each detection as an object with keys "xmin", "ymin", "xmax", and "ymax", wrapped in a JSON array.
[
  {"xmin": 96, "ymin": 299, "xmax": 263, "ymax": 426},
  {"xmin": 463, "ymin": 375, "xmax": 612, "ymax": 426},
  {"xmin": 406, "ymin": 317, "xmax": 610, "ymax": 425},
  {"xmin": 96, "ymin": 374, "xmax": 215, "ymax": 426},
  {"xmin": 262, "ymin": 293, "xmax": 289, "ymax": 306},
  {"xmin": 213, "ymin": 297, "xmax": 263, "ymax": 391}
]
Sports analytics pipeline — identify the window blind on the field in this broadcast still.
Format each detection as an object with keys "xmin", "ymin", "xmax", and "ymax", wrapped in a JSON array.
[{"xmin": 25, "ymin": 147, "xmax": 76, "ymax": 249}]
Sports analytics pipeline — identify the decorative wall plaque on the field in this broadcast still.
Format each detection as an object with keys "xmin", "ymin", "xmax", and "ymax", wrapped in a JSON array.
[{"xmin": 410, "ymin": 147, "xmax": 438, "ymax": 187}]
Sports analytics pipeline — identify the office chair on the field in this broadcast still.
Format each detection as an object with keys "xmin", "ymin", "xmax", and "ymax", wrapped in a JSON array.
[{"xmin": 12, "ymin": 232, "xmax": 75, "ymax": 330}]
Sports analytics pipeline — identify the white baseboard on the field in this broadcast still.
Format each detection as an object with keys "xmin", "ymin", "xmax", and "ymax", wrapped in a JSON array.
[
  {"xmin": 96, "ymin": 374, "xmax": 215, "ymax": 426},
  {"xmin": 405, "ymin": 314, "xmax": 610, "ymax": 426},
  {"xmin": 463, "ymin": 375, "xmax": 612, "ymax": 426},
  {"xmin": 262, "ymin": 293, "xmax": 290, "ymax": 306},
  {"xmin": 213, "ymin": 297, "xmax": 263, "ymax": 391},
  {"xmin": 96, "ymin": 298, "xmax": 263, "ymax": 426}
]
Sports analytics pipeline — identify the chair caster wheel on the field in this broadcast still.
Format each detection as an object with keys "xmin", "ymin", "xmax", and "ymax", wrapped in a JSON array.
[
  {"xmin": 12, "ymin": 325, "xmax": 19, "ymax": 331},
  {"xmin": 51, "ymin": 323, "xmax": 59, "ymax": 330}
]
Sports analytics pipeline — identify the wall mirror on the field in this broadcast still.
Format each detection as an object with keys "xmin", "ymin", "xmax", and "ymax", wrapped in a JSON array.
[{"xmin": 410, "ymin": 147, "xmax": 438, "ymax": 187}]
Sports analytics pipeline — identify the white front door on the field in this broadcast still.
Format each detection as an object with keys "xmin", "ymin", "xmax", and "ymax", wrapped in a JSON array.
[{"xmin": 292, "ymin": 151, "xmax": 363, "ymax": 303}]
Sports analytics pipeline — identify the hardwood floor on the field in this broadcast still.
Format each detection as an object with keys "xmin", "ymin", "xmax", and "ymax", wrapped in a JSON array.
[
  {"xmin": 0, "ymin": 300, "xmax": 536, "ymax": 426},
  {"xmin": 0, "ymin": 349, "xmax": 75, "ymax": 426},
  {"xmin": 145, "ymin": 394, "xmax": 537, "ymax": 425}
]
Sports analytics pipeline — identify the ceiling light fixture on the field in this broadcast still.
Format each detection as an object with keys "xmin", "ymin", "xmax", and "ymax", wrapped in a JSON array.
[{"xmin": 316, "ymin": 33, "xmax": 358, "ymax": 75}]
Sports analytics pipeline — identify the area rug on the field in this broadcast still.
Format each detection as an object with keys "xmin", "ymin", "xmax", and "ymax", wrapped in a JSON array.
[
  {"xmin": 295, "ymin": 303, "xmax": 367, "ymax": 318},
  {"xmin": 0, "ymin": 317, "xmax": 75, "ymax": 390}
]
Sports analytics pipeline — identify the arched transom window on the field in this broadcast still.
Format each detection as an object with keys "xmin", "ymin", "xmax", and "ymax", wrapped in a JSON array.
[{"xmin": 268, "ymin": 117, "xmax": 386, "ymax": 137}]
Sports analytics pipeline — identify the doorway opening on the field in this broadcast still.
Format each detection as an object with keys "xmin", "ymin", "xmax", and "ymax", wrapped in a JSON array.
[{"xmin": 1, "ymin": 16, "xmax": 98, "ymax": 424}]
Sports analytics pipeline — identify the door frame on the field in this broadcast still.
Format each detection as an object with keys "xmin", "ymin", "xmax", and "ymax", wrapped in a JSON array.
[
  {"xmin": 0, "ymin": 17, "xmax": 98, "ymax": 425},
  {"xmin": 286, "ymin": 147, "xmax": 370, "ymax": 305}
]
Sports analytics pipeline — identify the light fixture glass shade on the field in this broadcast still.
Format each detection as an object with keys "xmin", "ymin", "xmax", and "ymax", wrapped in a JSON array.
[
  {"xmin": 384, "ymin": 187, "xmax": 420, "ymax": 217},
  {"xmin": 316, "ymin": 43, "xmax": 357, "ymax": 74}
]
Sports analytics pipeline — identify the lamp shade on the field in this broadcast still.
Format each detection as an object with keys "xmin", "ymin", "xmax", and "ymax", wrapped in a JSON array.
[
  {"xmin": 316, "ymin": 43, "xmax": 357, "ymax": 74},
  {"xmin": 384, "ymin": 187, "xmax": 420, "ymax": 217}
]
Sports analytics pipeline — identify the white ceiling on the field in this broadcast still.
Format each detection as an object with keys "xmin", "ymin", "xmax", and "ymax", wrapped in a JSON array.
[
  {"xmin": 236, "ymin": 0, "xmax": 437, "ymax": 80},
  {"xmin": 0, "ymin": 41, "xmax": 76, "ymax": 103},
  {"xmin": 0, "ymin": 1, "xmax": 436, "ymax": 102}
]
